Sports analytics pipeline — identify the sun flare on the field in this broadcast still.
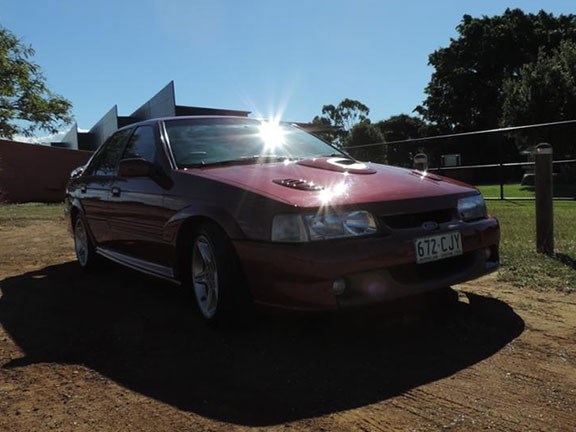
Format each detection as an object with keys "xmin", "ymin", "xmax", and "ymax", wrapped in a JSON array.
[
  {"xmin": 259, "ymin": 120, "xmax": 286, "ymax": 152},
  {"xmin": 318, "ymin": 181, "xmax": 349, "ymax": 206}
]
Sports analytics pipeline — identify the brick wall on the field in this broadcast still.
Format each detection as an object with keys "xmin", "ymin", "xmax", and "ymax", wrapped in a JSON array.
[{"xmin": 0, "ymin": 140, "xmax": 92, "ymax": 203}]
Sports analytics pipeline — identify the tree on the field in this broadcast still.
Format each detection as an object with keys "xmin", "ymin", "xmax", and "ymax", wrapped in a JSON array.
[
  {"xmin": 416, "ymin": 9, "xmax": 576, "ymax": 133},
  {"xmin": 0, "ymin": 25, "xmax": 72, "ymax": 139},
  {"xmin": 375, "ymin": 114, "xmax": 430, "ymax": 167},
  {"xmin": 345, "ymin": 121, "xmax": 385, "ymax": 163},
  {"xmin": 502, "ymin": 40, "xmax": 576, "ymax": 126},
  {"xmin": 501, "ymin": 40, "xmax": 576, "ymax": 159},
  {"xmin": 312, "ymin": 98, "xmax": 369, "ymax": 145},
  {"xmin": 309, "ymin": 115, "xmax": 337, "ymax": 144},
  {"xmin": 375, "ymin": 114, "xmax": 429, "ymax": 141}
]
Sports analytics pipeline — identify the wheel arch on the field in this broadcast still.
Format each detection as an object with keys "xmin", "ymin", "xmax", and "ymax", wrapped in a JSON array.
[
  {"xmin": 68, "ymin": 197, "xmax": 85, "ymax": 224},
  {"xmin": 175, "ymin": 215, "xmax": 252, "ymax": 322},
  {"xmin": 67, "ymin": 199, "xmax": 85, "ymax": 237},
  {"xmin": 166, "ymin": 203, "xmax": 245, "ymax": 240},
  {"xmin": 170, "ymin": 208, "xmax": 244, "ymax": 282},
  {"xmin": 70, "ymin": 204, "xmax": 80, "ymax": 224}
]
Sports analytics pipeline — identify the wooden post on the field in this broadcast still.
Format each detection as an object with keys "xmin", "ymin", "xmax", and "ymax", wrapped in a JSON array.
[{"xmin": 535, "ymin": 143, "xmax": 554, "ymax": 255}]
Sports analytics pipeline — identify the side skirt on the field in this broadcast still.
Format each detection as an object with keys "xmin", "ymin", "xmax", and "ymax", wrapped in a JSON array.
[{"xmin": 96, "ymin": 247, "xmax": 181, "ymax": 285}]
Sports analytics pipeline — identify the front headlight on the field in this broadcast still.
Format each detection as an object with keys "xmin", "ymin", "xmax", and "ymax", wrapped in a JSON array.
[
  {"xmin": 458, "ymin": 194, "xmax": 487, "ymax": 221},
  {"xmin": 271, "ymin": 210, "xmax": 377, "ymax": 242}
]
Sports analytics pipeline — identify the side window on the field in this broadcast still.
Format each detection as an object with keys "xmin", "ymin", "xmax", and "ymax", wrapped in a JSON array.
[
  {"xmin": 85, "ymin": 129, "xmax": 131, "ymax": 177},
  {"xmin": 122, "ymin": 126, "xmax": 157, "ymax": 164}
]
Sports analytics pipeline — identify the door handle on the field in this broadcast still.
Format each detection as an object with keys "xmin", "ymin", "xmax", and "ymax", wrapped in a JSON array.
[
  {"xmin": 80, "ymin": 185, "xmax": 87, "ymax": 193},
  {"xmin": 111, "ymin": 187, "xmax": 121, "ymax": 197}
]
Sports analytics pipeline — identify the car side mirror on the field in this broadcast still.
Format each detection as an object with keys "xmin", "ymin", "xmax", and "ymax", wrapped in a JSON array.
[
  {"xmin": 70, "ymin": 165, "xmax": 85, "ymax": 178},
  {"xmin": 118, "ymin": 158, "xmax": 153, "ymax": 178}
]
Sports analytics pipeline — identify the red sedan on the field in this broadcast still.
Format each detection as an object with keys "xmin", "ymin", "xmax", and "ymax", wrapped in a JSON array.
[{"xmin": 66, "ymin": 116, "xmax": 499, "ymax": 322}]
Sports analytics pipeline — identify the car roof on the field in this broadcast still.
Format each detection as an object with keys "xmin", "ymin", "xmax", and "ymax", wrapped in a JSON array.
[{"xmin": 117, "ymin": 116, "xmax": 263, "ymax": 132}]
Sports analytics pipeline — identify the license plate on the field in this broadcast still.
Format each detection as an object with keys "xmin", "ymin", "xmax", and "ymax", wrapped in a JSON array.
[{"xmin": 415, "ymin": 231, "xmax": 462, "ymax": 264}]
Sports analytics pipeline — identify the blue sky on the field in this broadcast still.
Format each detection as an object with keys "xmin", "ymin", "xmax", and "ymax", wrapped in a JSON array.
[{"xmin": 2, "ymin": 0, "xmax": 574, "ymax": 137}]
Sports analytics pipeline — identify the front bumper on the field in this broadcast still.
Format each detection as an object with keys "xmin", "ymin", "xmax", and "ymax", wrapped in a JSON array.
[{"xmin": 233, "ymin": 217, "xmax": 500, "ymax": 312}]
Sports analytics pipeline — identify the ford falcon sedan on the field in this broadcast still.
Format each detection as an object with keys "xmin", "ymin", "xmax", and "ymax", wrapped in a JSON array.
[{"xmin": 65, "ymin": 116, "xmax": 499, "ymax": 323}]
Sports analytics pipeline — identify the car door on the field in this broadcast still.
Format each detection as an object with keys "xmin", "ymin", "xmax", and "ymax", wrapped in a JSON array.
[
  {"xmin": 75, "ymin": 129, "xmax": 132, "ymax": 248},
  {"xmin": 107, "ymin": 124, "xmax": 174, "ymax": 268}
]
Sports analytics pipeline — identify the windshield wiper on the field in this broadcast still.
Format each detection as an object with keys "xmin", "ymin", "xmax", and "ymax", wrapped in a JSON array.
[
  {"xmin": 317, "ymin": 153, "xmax": 348, "ymax": 158},
  {"xmin": 242, "ymin": 154, "xmax": 308, "ymax": 160}
]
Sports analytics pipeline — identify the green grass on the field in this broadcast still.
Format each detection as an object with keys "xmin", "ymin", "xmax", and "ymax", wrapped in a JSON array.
[
  {"xmin": 0, "ymin": 202, "xmax": 65, "ymax": 224},
  {"xmin": 0, "ymin": 202, "xmax": 574, "ymax": 293},
  {"xmin": 477, "ymin": 183, "xmax": 535, "ymax": 199},
  {"xmin": 478, "ymin": 182, "xmax": 576, "ymax": 199},
  {"xmin": 488, "ymin": 200, "xmax": 576, "ymax": 293}
]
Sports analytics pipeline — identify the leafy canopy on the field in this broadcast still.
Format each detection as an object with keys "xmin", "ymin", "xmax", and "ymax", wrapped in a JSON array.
[
  {"xmin": 501, "ymin": 40, "xmax": 576, "ymax": 156},
  {"xmin": 312, "ymin": 98, "xmax": 369, "ymax": 145},
  {"xmin": 502, "ymin": 40, "xmax": 576, "ymax": 126},
  {"xmin": 416, "ymin": 9, "xmax": 576, "ymax": 133},
  {"xmin": 346, "ymin": 121, "xmax": 385, "ymax": 163},
  {"xmin": 375, "ymin": 115, "xmax": 430, "ymax": 167},
  {"xmin": 0, "ymin": 25, "xmax": 72, "ymax": 139},
  {"xmin": 375, "ymin": 114, "xmax": 429, "ymax": 142}
]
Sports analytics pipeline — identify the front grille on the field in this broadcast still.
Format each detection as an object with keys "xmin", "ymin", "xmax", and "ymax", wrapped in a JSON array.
[
  {"xmin": 388, "ymin": 252, "xmax": 476, "ymax": 285},
  {"xmin": 381, "ymin": 209, "xmax": 454, "ymax": 229}
]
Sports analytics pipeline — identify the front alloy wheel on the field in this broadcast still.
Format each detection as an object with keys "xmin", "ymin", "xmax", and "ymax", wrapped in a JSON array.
[{"xmin": 188, "ymin": 223, "xmax": 251, "ymax": 324}]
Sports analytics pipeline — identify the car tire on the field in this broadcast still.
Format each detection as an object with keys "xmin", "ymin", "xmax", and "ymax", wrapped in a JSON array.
[
  {"xmin": 74, "ymin": 215, "xmax": 100, "ymax": 271},
  {"xmin": 189, "ymin": 223, "xmax": 250, "ymax": 324}
]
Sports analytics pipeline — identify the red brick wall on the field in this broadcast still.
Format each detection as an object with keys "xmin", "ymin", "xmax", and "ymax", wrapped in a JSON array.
[{"xmin": 0, "ymin": 140, "xmax": 92, "ymax": 203}]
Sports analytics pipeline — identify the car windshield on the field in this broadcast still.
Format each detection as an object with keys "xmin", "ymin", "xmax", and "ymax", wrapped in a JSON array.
[{"xmin": 164, "ymin": 117, "xmax": 344, "ymax": 168}]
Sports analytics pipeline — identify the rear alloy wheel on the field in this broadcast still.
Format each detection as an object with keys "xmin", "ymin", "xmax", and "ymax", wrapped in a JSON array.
[
  {"xmin": 190, "ymin": 223, "xmax": 249, "ymax": 323},
  {"xmin": 74, "ymin": 216, "xmax": 99, "ymax": 271},
  {"xmin": 192, "ymin": 234, "xmax": 220, "ymax": 319}
]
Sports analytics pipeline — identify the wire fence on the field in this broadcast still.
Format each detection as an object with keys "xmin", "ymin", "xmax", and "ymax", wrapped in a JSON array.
[{"xmin": 345, "ymin": 119, "xmax": 576, "ymax": 201}]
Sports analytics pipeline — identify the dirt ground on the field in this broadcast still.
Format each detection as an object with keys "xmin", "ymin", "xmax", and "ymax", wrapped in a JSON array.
[{"xmin": 0, "ymin": 216, "xmax": 575, "ymax": 432}]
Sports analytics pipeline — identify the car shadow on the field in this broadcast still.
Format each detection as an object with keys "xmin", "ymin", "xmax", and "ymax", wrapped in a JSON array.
[{"xmin": 0, "ymin": 262, "xmax": 524, "ymax": 426}]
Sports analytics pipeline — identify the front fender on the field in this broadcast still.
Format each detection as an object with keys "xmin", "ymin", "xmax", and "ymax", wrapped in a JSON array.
[
  {"xmin": 163, "ymin": 202, "xmax": 246, "ymax": 244},
  {"xmin": 64, "ymin": 194, "xmax": 86, "ymax": 236}
]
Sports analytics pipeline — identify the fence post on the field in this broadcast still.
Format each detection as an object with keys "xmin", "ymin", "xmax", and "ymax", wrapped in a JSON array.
[
  {"xmin": 535, "ymin": 143, "xmax": 554, "ymax": 255},
  {"xmin": 498, "ymin": 135, "xmax": 504, "ymax": 200}
]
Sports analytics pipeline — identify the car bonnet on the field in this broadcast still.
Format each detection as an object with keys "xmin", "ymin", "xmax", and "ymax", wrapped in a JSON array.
[{"xmin": 178, "ymin": 157, "xmax": 476, "ymax": 208}]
